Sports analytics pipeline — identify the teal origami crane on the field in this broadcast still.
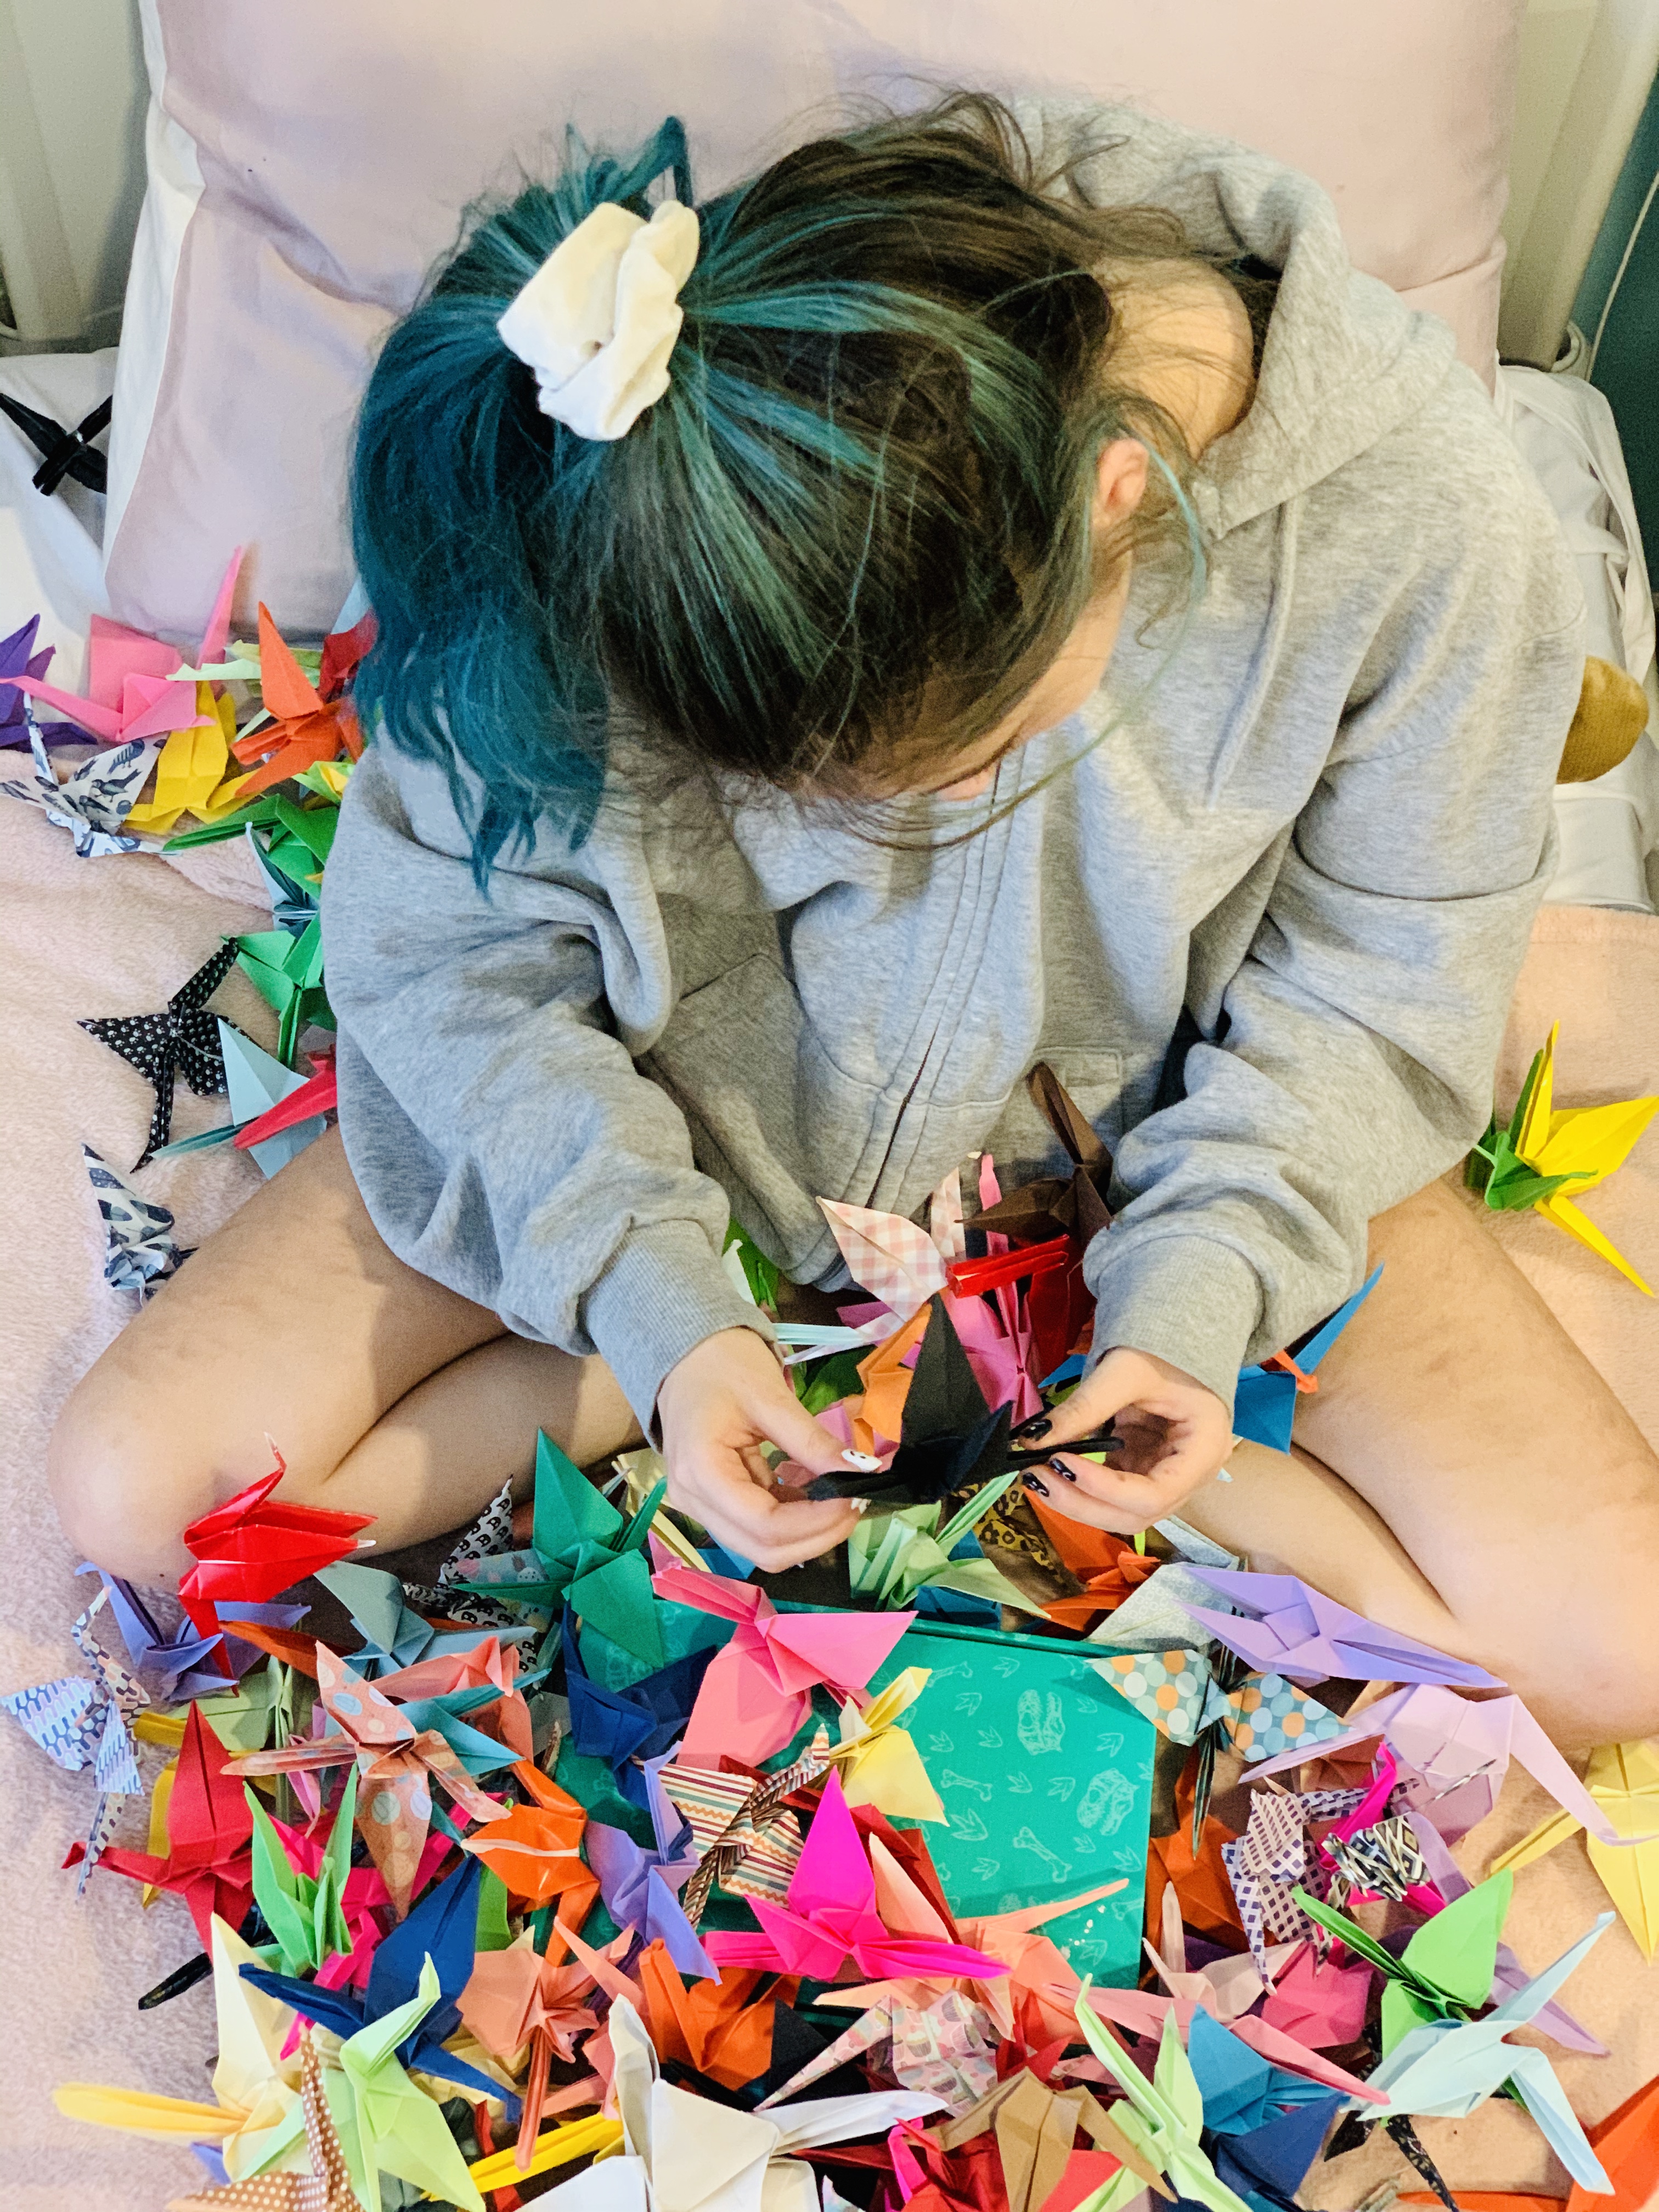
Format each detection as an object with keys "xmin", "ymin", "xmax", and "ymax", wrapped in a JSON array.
[
  {"xmin": 1345, "ymin": 1909, "xmax": 1616, "ymax": 2193},
  {"xmin": 237, "ymin": 916, "xmax": 330, "ymax": 1065},
  {"xmin": 453, "ymin": 1432, "xmax": 667, "ymax": 1668}
]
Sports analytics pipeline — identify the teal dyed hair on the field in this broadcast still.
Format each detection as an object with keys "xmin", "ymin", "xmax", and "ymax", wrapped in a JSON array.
[{"xmin": 351, "ymin": 96, "xmax": 1210, "ymax": 873}]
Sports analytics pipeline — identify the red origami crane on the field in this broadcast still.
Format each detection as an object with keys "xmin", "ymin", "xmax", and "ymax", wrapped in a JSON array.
[
  {"xmin": 229, "ymin": 606, "xmax": 369, "ymax": 799},
  {"xmin": 179, "ymin": 1452, "xmax": 375, "ymax": 1669},
  {"xmin": 228, "ymin": 1647, "xmax": 503, "ymax": 1916},
  {"xmin": 65, "ymin": 1702, "xmax": 252, "ymax": 1946},
  {"xmin": 705, "ymin": 1769, "xmax": 1008, "ymax": 1983}
]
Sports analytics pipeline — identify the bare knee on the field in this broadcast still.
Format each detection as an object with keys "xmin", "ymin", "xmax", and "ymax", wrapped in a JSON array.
[{"xmin": 48, "ymin": 1359, "xmax": 212, "ymax": 1585}]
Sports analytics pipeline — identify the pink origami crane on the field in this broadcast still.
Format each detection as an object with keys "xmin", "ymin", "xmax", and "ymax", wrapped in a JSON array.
[
  {"xmin": 1072, "ymin": 1987, "xmax": 1386, "ymax": 2106},
  {"xmin": 650, "ymin": 1566, "xmax": 913, "ymax": 1765},
  {"xmin": 0, "ymin": 548, "xmax": 238, "ymax": 747},
  {"xmin": 374, "ymin": 1634, "xmax": 535, "ymax": 1761},
  {"xmin": 819, "ymin": 1199, "xmax": 951, "ymax": 1321},
  {"xmin": 228, "ymin": 1647, "xmax": 503, "ymax": 1915},
  {"xmin": 704, "ymin": 1769, "xmax": 1009, "ymax": 1982},
  {"xmin": 1143, "ymin": 1886, "xmax": 1302, "ymax": 2025},
  {"xmin": 1175, "ymin": 1569, "xmax": 1505, "ymax": 1691},
  {"xmin": 1246, "ymin": 1681, "xmax": 1632, "ymax": 1848}
]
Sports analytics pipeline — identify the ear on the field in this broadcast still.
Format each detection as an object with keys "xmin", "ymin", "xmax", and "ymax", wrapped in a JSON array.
[{"xmin": 1093, "ymin": 438, "xmax": 1150, "ymax": 531}]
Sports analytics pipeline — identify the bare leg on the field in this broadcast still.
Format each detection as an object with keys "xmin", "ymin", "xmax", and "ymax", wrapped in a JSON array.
[
  {"xmin": 1178, "ymin": 1177, "xmax": 1659, "ymax": 1754},
  {"xmin": 49, "ymin": 1127, "xmax": 640, "ymax": 1585}
]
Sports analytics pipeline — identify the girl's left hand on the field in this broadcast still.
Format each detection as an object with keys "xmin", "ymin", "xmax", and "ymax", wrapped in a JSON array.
[{"xmin": 1015, "ymin": 1347, "xmax": 1233, "ymax": 1535}]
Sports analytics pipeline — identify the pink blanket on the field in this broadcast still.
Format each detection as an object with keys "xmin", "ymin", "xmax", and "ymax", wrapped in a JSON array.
[{"xmin": 1, "ymin": 797, "xmax": 1655, "ymax": 2208}]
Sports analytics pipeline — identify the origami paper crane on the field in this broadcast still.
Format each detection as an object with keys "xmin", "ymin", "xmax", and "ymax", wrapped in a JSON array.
[
  {"xmin": 78, "ymin": 938, "xmax": 240, "ymax": 1167},
  {"xmin": 0, "ymin": 605, "xmax": 211, "ymax": 748},
  {"xmin": 1297, "ymin": 1868, "xmax": 1519, "ymax": 2055},
  {"xmin": 55, "ymin": 1914, "xmax": 302, "ymax": 2179},
  {"xmin": 828, "ymin": 1667, "xmax": 944, "ymax": 1824},
  {"xmin": 166, "ymin": 2027, "xmax": 360, "ymax": 2212},
  {"xmin": 78, "ymin": 1567, "xmax": 225, "ymax": 1701},
  {"xmin": 2, "ymin": 1584, "xmax": 149, "ymax": 1882},
  {"xmin": 1220, "ymin": 1787, "xmax": 1361, "ymax": 1966},
  {"xmin": 316, "ymin": 1558, "xmax": 509, "ymax": 1677},
  {"xmin": 81, "ymin": 1141, "xmax": 194, "ymax": 1296},
  {"xmin": 230, "ymin": 1646, "xmax": 505, "ymax": 1912},
  {"xmin": 1232, "ymin": 1268, "xmax": 1383, "ymax": 1456},
  {"xmin": 973, "ymin": 1063, "xmax": 1114, "ymax": 1372},
  {"xmin": 658, "ymin": 1748, "xmax": 814, "ymax": 1914},
  {"xmin": 762, "ymin": 1988, "xmax": 1002, "ymax": 2116},
  {"xmin": 1174, "ymin": 1570, "xmax": 1505, "ymax": 1690},
  {"xmin": 1352, "ymin": 1910, "xmax": 1616, "ymax": 2192},
  {"xmin": 1142, "ymin": 1887, "xmax": 1304, "ymax": 2028},
  {"xmin": 632, "ymin": 1943, "xmax": 783, "ymax": 2092},
  {"xmin": 316, "ymin": 1953, "xmax": 490, "ymax": 2212},
  {"xmin": 0, "ymin": 723, "xmax": 158, "ymax": 854},
  {"xmin": 460, "ymin": 1757, "xmax": 599, "ymax": 1930},
  {"xmin": 705, "ymin": 1769, "xmax": 1008, "ymax": 1982},
  {"xmin": 1091, "ymin": 1649, "xmax": 1344, "ymax": 1766},
  {"xmin": 585, "ymin": 1817, "xmax": 716, "ymax": 1979},
  {"xmin": 941, "ymin": 2059, "xmax": 1173, "ymax": 2211},
  {"xmin": 1042, "ymin": 1539, "xmax": 1159, "ymax": 1630},
  {"xmin": 1494, "ymin": 1739, "xmax": 1659, "ymax": 1960},
  {"xmin": 225, "ymin": 604, "xmax": 366, "ymax": 801},
  {"xmin": 819, "ymin": 1197, "xmax": 951, "ymax": 1321},
  {"xmin": 455, "ymin": 1431, "xmax": 667, "ymax": 1667},
  {"xmin": 400, "ymin": 1477, "xmax": 524, "ymax": 1630},
  {"xmin": 651, "ymin": 1565, "xmax": 915, "ymax": 1767},
  {"xmin": 0, "ymin": 613, "xmax": 69, "ymax": 743},
  {"xmin": 563, "ymin": 1611, "xmax": 716, "ymax": 1811},
  {"xmin": 375, "ymin": 1634, "xmax": 538, "ymax": 1773},
  {"xmin": 124, "ymin": 685, "xmax": 242, "ymax": 836},
  {"xmin": 1469, "ymin": 1024, "xmax": 1658, "ymax": 1293},
  {"xmin": 236, "ymin": 918, "xmax": 331, "ymax": 1068},
  {"xmin": 1247, "ymin": 1681, "xmax": 1630, "ymax": 1850},
  {"xmin": 217, "ymin": 1019, "xmax": 331, "ymax": 1171},
  {"xmin": 247, "ymin": 1766, "xmax": 357, "ymax": 1979},
  {"xmin": 581, "ymin": 1995, "xmax": 940, "ymax": 2212},
  {"xmin": 1561, "ymin": 2072, "xmax": 1659, "ymax": 2212},
  {"xmin": 69, "ymin": 1702, "xmax": 253, "ymax": 1946},
  {"xmin": 244, "ymin": 1852, "xmax": 513, "ymax": 2121},
  {"xmin": 1256, "ymin": 1939, "xmax": 1373, "ymax": 2050},
  {"xmin": 846, "ymin": 1482, "xmax": 1026, "ymax": 1612},
  {"xmin": 179, "ymin": 1454, "xmax": 376, "ymax": 1657},
  {"xmin": 459, "ymin": 1933, "xmax": 603, "ymax": 2169},
  {"xmin": 1071, "ymin": 1993, "xmax": 1255, "ymax": 2212},
  {"xmin": 809, "ymin": 1297, "xmax": 1017, "ymax": 1510}
]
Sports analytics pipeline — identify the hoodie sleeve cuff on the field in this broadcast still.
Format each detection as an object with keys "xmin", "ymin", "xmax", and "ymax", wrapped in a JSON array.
[
  {"xmin": 580, "ymin": 1220, "xmax": 776, "ymax": 1440},
  {"xmin": 1084, "ymin": 1233, "xmax": 1265, "ymax": 1415}
]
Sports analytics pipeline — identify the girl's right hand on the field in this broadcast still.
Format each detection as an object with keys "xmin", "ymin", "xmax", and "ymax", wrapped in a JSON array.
[{"xmin": 654, "ymin": 1328, "xmax": 867, "ymax": 1572}]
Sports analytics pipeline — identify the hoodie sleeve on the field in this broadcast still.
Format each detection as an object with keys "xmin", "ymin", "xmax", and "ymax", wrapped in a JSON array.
[
  {"xmin": 321, "ymin": 746, "xmax": 770, "ymax": 1433},
  {"xmin": 1083, "ymin": 401, "xmax": 1587, "ymax": 1409}
]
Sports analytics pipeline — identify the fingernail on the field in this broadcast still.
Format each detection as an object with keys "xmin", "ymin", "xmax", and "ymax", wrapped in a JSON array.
[
  {"xmin": 1049, "ymin": 1459, "xmax": 1079, "ymax": 1485},
  {"xmin": 847, "ymin": 1497, "xmax": 871, "ymax": 1516},
  {"xmin": 1009, "ymin": 1416, "xmax": 1052, "ymax": 1442},
  {"xmin": 1022, "ymin": 1472, "xmax": 1050, "ymax": 1499},
  {"xmin": 840, "ymin": 1449, "xmax": 881, "ymax": 1473}
]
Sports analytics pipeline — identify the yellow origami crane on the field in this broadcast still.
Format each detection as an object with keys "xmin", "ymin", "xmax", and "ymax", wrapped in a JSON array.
[
  {"xmin": 1493, "ymin": 1740, "xmax": 1659, "ymax": 1960},
  {"xmin": 1470, "ymin": 1023, "xmax": 1658, "ymax": 1293},
  {"xmin": 829, "ymin": 1666, "xmax": 945, "ymax": 1824},
  {"xmin": 125, "ymin": 683, "xmax": 249, "ymax": 834}
]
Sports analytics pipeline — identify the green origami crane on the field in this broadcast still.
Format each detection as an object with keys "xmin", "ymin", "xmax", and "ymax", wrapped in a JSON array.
[
  {"xmin": 320, "ymin": 1952, "xmax": 486, "ymax": 2212},
  {"xmin": 1295, "ymin": 1868, "xmax": 1513, "ymax": 2055},
  {"xmin": 453, "ymin": 1431, "xmax": 667, "ymax": 1668},
  {"xmin": 248, "ymin": 1767, "xmax": 356, "ymax": 1978},
  {"xmin": 848, "ymin": 1472, "xmax": 1026, "ymax": 1610},
  {"xmin": 1465, "ymin": 1041, "xmax": 1589, "ymax": 1215},
  {"xmin": 237, "ymin": 916, "xmax": 331, "ymax": 1065},
  {"xmin": 1073, "ymin": 1987, "xmax": 1254, "ymax": 2212}
]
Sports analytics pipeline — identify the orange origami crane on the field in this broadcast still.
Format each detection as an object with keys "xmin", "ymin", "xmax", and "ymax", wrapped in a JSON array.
[
  {"xmin": 459, "ymin": 1758, "xmax": 599, "ymax": 1942},
  {"xmin": 637, "ymin": 1941, "xmax": 782, "ymax": 2091},
  {"xmin": 1042, "ymin": 1539, "xmax": 1161, "ymax": 1632},
  {"xmin": 66, "ymin": 1702, "xmax": 253, "ymax": 1946},
  {"xmin": 229, "ymin": 605, "xmax": 367, "ymax": 800},
  {"xmin": 459, "ymin": 1938, "xmax": 603, "ymax": 2170},
  {"xmin": 229, "ymin": 1647, "xmax": 504, "ymax": 1915},
  {"xmin": 1396, "ymin": 2066, "xmax": 1659, "ymax": 2212}
]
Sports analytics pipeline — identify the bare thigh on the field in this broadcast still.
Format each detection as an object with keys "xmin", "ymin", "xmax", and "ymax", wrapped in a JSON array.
[
  {"xmin": 1178, "ymin": 1176, "xmax": 1659, "ymax": 1751},
  {"xmin": 49, "ymin": 1127, "xmax": 639, "ymax": 1583}
]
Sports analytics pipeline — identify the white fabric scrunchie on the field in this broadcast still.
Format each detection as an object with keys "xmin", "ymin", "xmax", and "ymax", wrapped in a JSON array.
[{"xmin": 496, "ymin": 200, "xmax": 700, "ymax": 442}]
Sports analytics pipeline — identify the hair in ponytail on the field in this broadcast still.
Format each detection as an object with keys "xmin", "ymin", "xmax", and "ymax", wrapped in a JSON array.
[{"xmin": 351, "ymin": 97, "xmax": 1206, "ymax": 877}]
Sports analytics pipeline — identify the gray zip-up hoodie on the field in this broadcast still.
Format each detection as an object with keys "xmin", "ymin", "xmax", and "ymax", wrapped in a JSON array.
[{"xmin": 323, "ymin": 101, "xmax": 1585, "ymax": 1432}]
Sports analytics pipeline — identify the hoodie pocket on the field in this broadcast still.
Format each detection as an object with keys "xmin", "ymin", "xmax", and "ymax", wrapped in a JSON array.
[{"xmin": 640, "ymin": 952, "xmax": 884, "ymax": 1279}]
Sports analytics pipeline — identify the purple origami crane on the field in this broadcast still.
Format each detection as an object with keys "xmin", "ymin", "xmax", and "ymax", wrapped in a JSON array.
[
  {"xmin": 0, "ymin": 616, "xmax": 76, "ymax": 747},
  {"xmin": 1174, "ymin": 1569, "xmax": 1505, "ymax": 1691}
]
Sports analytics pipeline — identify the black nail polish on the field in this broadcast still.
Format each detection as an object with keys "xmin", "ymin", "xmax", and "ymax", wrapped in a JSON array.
[
  {"xmin": 1049, "ymin": 1460, "xmax": 1079, "ymax": 1485},
  {"xmin": 1022, "ymin": 1471, "xmax": 1051, "ymax": 1499},
  {"xmin": 1009, "ymin": 1415, "xmax": 1052, "ymax": 1442}
]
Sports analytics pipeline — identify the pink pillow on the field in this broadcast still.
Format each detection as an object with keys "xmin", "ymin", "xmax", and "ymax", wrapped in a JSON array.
[{"xmin": 105, "ymin": 0, "xmax": 1523, "ymax": 642}]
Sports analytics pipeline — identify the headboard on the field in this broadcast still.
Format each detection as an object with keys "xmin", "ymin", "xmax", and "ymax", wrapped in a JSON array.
[{"xmin": 0, "ymin": 0, "xmax": 1654, "ymax": 369}]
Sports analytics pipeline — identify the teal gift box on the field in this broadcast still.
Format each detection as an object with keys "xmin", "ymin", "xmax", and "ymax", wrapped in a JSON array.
[{"xmin": 778, "ymin": 1614, "xmax": 1156, "ymax": 1989}]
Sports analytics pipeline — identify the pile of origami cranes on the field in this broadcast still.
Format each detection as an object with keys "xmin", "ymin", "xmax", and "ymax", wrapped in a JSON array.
[{"xmin": 4, "ymin": 562, "xmax": 1659, "ymax": 2212}]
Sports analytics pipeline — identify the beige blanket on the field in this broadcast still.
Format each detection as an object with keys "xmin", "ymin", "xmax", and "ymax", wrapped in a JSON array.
[{"xmin": 0, "ymin": 800, "xmax": 1654, "ymax": 2211}]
